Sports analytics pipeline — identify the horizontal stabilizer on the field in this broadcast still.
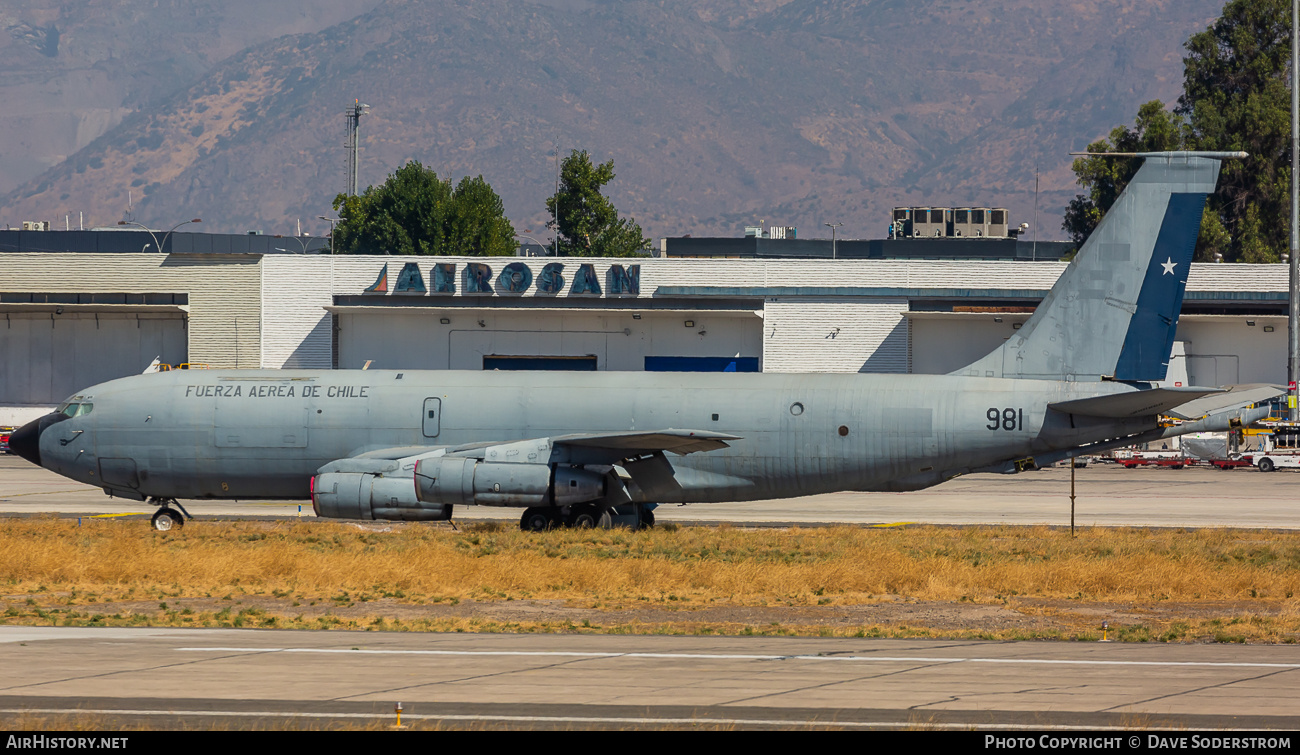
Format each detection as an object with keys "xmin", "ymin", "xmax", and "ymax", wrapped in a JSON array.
[
  {"xmin": 1165, "ymin": 384, "xmax": 1285, "ymax": 420},
  {"xmin": 553, "ymin": 429, "xmax": 740, "ymax": 455},
  {"xmin": 1049, "ymin": 387, "xmax": 1223, "ymax": 418}
]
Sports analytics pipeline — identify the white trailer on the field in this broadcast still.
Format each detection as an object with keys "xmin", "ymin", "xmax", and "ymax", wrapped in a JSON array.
[{"xmin": 1245, "ymin": 453, "xmax": 1300, "ymax": 472}]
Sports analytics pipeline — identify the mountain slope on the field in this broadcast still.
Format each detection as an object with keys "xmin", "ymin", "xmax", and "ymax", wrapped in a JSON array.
[
  {"xmin": 0, "ymin": 0, "xmax": 1223, "ymax": 241},
  {"xmin": 0, "ymin": 0, "xmax": 382, "ymax": 195}
]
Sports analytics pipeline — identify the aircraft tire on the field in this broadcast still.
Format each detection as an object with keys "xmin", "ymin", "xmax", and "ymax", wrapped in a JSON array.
[
  {"xmin": 568, "ymin": 505, "xmax": 598, "ymax": 529},
  {"xmin": 1259, "ymin": 457, "xmax": 1275, "ymax": 473},
  {"xmin": 520, "ymin": 508, "xmax": 557, "ymax": 532},
  {"xmin": 568, "ymin": 504, "xmax": 612, "ymax": 529},
  {"xmin": 151, "ymin": 509, "xmax": 184, "ymax": 532},
  {"xmin": 638, "ymin": 506, "xmax": 655, "ymax": 529}
]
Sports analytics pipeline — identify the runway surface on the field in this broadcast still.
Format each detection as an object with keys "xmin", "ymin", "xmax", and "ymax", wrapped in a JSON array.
[
  {"xmin": 2, "ymin": 455, "xmax": 1297, "ymax": 529},
  {"xmin": 4, "ymin": 458, "xmax": 1300, "ymax": 730},
  {"xmin": 1, "ymin": 627, "xmax": 1298, "ymax": 730}
]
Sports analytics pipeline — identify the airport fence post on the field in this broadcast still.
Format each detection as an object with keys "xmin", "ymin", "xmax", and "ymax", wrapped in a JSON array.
[{"xmin": 1070, "ymin": 460, "xmax": 1076, "ymax": 538}]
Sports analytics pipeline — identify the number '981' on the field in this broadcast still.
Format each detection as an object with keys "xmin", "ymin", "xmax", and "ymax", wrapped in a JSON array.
[{"xmin": 986, "ymin": 408, "xmax": 1024, "ymax": 431}]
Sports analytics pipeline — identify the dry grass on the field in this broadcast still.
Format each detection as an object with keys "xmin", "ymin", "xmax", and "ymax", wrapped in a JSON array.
[{"xmin": 3, "ymin": 518, "xmax": 1300, "ymax": 641}]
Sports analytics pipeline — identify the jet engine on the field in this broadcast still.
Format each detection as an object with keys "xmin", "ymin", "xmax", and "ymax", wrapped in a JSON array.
[
  {"xmin": 413, "ymin": 457, "xmax": 605, "ymax": 507},
  {"xmin": 312, "ymin": 471, "xmax": 452, "ymax": 522}
]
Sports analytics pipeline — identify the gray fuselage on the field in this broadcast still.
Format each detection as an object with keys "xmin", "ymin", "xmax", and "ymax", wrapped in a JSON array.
[{"xmin": 33, "ymin": 369, "xmax": 1151, "ymax": 504}]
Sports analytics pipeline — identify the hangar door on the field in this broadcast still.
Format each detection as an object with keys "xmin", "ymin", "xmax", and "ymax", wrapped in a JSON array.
[{"xmin": 1, "ymin": 311, "xmax": 187, "ymax": 405}]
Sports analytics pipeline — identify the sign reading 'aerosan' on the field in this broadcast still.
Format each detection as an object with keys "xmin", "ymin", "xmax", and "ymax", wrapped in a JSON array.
[{"xmin": 363, "ymin": 261, "xmax": 640, "ymax": 297}]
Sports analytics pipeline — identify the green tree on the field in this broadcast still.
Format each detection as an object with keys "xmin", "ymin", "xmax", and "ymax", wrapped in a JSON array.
[
  {"xmin": 331, "ymin": 161, "xmax": 515, "ymax": 255},
  {"xmin": 1178, "ymin": 0, "xmax": 1291, "ymax": 263},
  {"xmin": 1063, "ymin": 101, "xmax": 1187, "ymax": 247},
  {"xmin": 546, "ymin": 150, "xmax": 649, "ymax": 256},
  {"xmin": 1064, "ymin": 0, "xmax": 1290, "ymax": 262}
]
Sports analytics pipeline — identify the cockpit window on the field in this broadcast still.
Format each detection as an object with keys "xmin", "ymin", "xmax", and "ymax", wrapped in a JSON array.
[{"xmin": 59, "ymin": 403, "xmax": 93, "ymax": 417}]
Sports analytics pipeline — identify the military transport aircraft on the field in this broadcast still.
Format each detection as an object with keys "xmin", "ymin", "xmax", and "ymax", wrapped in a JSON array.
[{"xmin": 9, "ymin": 151, "xmax": 1281, "ymax": 531}]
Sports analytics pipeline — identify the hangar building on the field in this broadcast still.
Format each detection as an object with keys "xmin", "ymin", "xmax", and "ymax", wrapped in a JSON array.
[{"xmin": 0, "ymin": 246, "xmax": 1291, "ymax": 425}]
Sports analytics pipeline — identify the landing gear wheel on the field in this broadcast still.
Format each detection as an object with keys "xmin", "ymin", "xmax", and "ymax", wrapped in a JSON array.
[
  {"xmin": 567, "ymin": 504, "xmax": 612, "ymax": 529},
  {"xmin": 637, "ymin": 505, "xmax": 655, "ymax": 529},
  {"xmin": 568, "ymin": 505, "xmax": 599, "ymax": 529},
  {"xmin": 1259, "ymin": 457, "xmax": 1275, "ymax": 473},
  {"xmin": 151, "ymin": 509, "xmax": 184, "ymax": 531},
  {"xmin": 520, "ymin": 508, "xmax": 557, "ymax": 532}
]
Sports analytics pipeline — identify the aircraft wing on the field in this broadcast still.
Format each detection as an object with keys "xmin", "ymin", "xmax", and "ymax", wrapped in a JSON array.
[
  {"xmin": 1048, "ymin": 387, "xmax": 1224, "ymax": 418},
  {"xmin": 550, "ymin": 429, "xmax": 740, "ymax": 456},
  {"xmin": 337, "ymin": 429, "xmax": 741, "ymax": 471}
]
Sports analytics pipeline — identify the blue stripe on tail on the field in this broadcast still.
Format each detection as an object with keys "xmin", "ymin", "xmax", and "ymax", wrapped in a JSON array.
[{"xmin": 1113, "ymin": 192, "xmax": 1206, "ymax": 381}]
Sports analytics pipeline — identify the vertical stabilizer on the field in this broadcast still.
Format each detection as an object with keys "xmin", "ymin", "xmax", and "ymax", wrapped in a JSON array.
[{"xmin": 954, "ymin": 153, "xmax": 1233, "ymax": 382}]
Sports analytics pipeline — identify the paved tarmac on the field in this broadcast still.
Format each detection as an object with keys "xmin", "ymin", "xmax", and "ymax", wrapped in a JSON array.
[
  {"xmin": 1, "ymin": 627, "xmax": 1298, "ymax": 730},
  {"xmin": 4, "ymin": 457, "xmax": 1300, "ymax": 730},
  {"xmin": 1, "ymin": 455, "xmax": 1296, "ymax": 529}
]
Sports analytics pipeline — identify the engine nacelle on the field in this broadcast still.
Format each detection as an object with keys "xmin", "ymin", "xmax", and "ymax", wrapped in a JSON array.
[
  {"xmin": 413, "ymin": 458, "xmax": 605, "ymax": 507},
  {"xmin": 312, "ymin": 471, "xmax": 452, "ymax": 522}
]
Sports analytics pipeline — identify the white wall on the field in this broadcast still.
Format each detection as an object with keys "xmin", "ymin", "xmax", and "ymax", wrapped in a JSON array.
[
  {"xmin": 0, "ymin": 312, "xmax": 186, "ymax": 405},
  {"xmin": 1176, "ymin": 317, "xmax": 1289, "ymax": 386},
  {"xmin": 909, "ymin": 314, "xmax": 1291, "ymax": 386},
  {"xmin": 0, "ymin": 253, "xmax": 260, "ymax": 368},
  {"xmin": 908, "ymin": 315, "xmax": 1030, "ymax": 374},
  {"xmin": 763, "ymin": 297, "xmax": 910, "ymax": 373},
  {"xmin": 257, "ymin": 256, "xmax": 1293, "ymax": 379},
  {"xmin": 260, "ymin": 256, "xmax": 334, "ymax": 368},
  {"xmin": 337, "ymin": 310, "xmax": 763, "ymax": 371}
]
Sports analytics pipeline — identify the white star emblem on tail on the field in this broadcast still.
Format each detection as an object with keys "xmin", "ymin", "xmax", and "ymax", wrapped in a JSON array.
[{"xmin": 1161, "ymin": 257, "xmax": 1177, "ymax": 275}]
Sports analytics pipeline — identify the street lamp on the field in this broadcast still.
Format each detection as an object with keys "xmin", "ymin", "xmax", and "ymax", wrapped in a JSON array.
[
  {"xmin": 518, "ymin": 235, "xmax": 550, "ymax": 256},
  {"xmin": 1290, "ymin": 0, "xmax": 1299, "ymax": 420},
  {"xmin": 273, "ymin": 235, "xmax": 315, "ymax": 253},
  {"xmin": 318, "ymin": 216, "xmax": 340, "ymax": 254},
  {"xmin": 824, "ymin": 222, "xmax": 843, "ymax": 259},
  {"xmin": 117, "ymin": 218, "xmax": 201, "ymax": 254}
]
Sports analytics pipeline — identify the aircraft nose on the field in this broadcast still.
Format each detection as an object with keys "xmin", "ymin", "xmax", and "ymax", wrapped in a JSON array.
[
  {"xmin": 8, "ymin": 412, "xmax": 68, "ymax": 468},
  {"xmin": 8, "ymin": 416, "xmax": 45, "ymax": 467}
]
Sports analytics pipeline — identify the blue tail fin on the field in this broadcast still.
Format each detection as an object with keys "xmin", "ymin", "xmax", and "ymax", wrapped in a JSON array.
[{"xmin": 954, "ymin": 152, "xmax": 1232, "ymax": 382}]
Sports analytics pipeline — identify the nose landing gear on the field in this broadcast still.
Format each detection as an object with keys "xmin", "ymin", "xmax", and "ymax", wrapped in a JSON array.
[{"xmin": 148, "ymin": 498, "xmax": 191, "ymax": 531}]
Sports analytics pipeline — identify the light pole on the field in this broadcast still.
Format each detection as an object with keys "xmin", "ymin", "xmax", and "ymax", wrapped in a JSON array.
[
  {"xmin": 273, "ymin": 235, "xmax": 318, "ymax": 254},
  {"xmin": 824, "ymin": 222, "xmax": 843, "ymax": 259},
  {"xmin": 518, "ymin": 235, "xmax": 550, "ymax": 256},
  {"xmin": 117, "ymin": 218, "xmax": 201, "ymax": 254},
  {"xmin": 1290, "ymin": 0, "xmax": 1299, "ymax": 420},
  {"xmin": 548, "ymin": 147, "xmax": 565, "ymax": 257},
  {"xmin": 318, "ymin": 216, "xmax": 339, "ymax": 254}
]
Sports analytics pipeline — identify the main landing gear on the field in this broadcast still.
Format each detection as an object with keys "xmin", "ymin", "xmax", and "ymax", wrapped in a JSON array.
[
  {"xmin": 519, "ymin": 503, "xmax": 656, "ymax": 531},
  {"xmin": 148, "ymin": 497, "xmax": 192, "ymax": 531}
]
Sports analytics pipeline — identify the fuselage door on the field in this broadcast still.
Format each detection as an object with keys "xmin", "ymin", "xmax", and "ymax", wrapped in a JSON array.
[{"xmin": 422, "ymin": 397, "xmax": 441, "ymax": 438}]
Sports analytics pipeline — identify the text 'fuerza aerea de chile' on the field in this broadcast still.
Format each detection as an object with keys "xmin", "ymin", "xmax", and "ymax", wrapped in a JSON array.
[{"xmin": 184, "ymin": 384, "xmax": 369, "ymax": 399}]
